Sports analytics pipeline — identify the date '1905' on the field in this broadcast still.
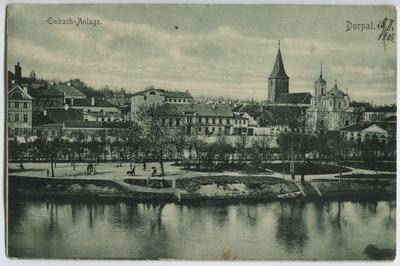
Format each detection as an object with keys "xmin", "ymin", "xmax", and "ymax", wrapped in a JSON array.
[{"xmin": 377, "ymin": 18, "xmax": 395, "ymax": 42}]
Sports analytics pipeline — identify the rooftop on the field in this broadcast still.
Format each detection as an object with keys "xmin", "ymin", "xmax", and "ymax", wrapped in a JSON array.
[
  {"xmin": 73, "ymin": 98, "xmax": 117, "ymax": 108},
  {"xmin": 134, "ymin": 87, "xmax": 193, "ymax": 99},
  {"xmin": 54, "ymin": 83, "xmax": 86, "ymax": 98},
  {"xmin": 275, "ymin": 92, "xmax": 312, "ymax": 104}
]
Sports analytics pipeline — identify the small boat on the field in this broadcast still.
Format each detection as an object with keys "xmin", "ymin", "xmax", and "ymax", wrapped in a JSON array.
[{"xmin": 277, "ymin": 191, "xmax": 302, "ymax": 199}]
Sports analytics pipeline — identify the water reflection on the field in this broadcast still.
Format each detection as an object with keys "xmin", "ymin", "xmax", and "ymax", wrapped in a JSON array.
[
  {"xmin": 275, "ymin": 201, "xmax": 309, "ymax": 254},
  {"xmin": 8, "ymin": 199, "xmax": 396, "ymax": 260}
]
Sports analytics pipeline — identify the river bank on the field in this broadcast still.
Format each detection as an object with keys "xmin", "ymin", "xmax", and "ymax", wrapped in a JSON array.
[{"xmin": 8, "ymin": 175, "xmax": 396, "ymax": 203}]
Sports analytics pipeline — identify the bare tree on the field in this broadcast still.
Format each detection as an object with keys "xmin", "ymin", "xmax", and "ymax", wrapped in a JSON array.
[{"xmin": 136, "ymin": 104, "xmax": 182, "ymax": 176}]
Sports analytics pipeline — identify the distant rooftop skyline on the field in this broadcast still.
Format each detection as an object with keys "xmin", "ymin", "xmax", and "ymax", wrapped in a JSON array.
[{"xmin": 7, "ymin": 4, "xmax": 396, "ymax": 105}]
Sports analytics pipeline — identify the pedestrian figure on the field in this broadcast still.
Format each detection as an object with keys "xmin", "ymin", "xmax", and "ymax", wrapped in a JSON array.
[
  {"xmin": 46, "ymin": 169, "xmax": 49, "ymax": 177},
  {"xmin": 93, "ymin": 165, "xmax": 96, "ymax": 174},
  {"xmin": 142, "ymin": 161, "xmax": 146, "ymax": 171},
  {"xmin": 301, "ymin": 173, "xmax": 305, "ymax": 183},
  {"xmin": 152, "ymin": 167, "xmax": 157, "ymax": 177},
  {"xmin": 291, "ymin": 171, "xmax": 295, "ymax": 183},
  {"xmin": 19, "ymin": 163, "xmax": 24, "ymax": 170},
  {"xmin": 86, "ymin": 164, "xmax": 90, "ymax": 174}
]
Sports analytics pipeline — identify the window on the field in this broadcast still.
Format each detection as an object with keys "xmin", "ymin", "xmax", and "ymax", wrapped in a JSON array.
[
  {"xmin": 227, "ymin": 119, "xmax": 230, "ymax": 124},
  {"xmin": 169, "ymin": 99, "xmax": 172, "ymax": 102},
  {"xmin": 23, "ymin": 128, "xmax": 28, "ymax": 135},
  {"xmin": 8, "ymin": 102, "xmax": 12, "ymax": 108},
  {"xmin": 179, "ymin": 99, "xmax": 181, "ymax": 103},
  {"xmin": 183, "ymin": 99, "xmax": 186, "ymax": 103},
  {"xmin": 330, "ymin": 101, "xmax": 332, "ymax": 106},
  {"xmin": 15, "ymin": 102, "xmax": 20, "ymax": 109},
  {"xmin": 212, "ymin": 118, "xmax": 216, "ymax": 124},
  {"xmin": 23, "ymin": 114, "xmax": 28, "ymax": 123},
  {"xmin": 219, "ymin": 118, "xmax": 222, "ymax": 124},
  {"xmin": 15, "ymin": 114, "xmax": 20, "ymax": 122},
  {"xmin": 144, "ymin": 96, "xmax": 147, "ymax": 100},
  {"xmin": 198, "ymin": 127, "xmax": 202, "ymax": 132},
  {"xmin": 212, "ymin": 127, "xmax": 215, "ymax": 132},
  {"xmin": 8, "ymin": 114, "xmax": 11, "ymax": 122},
  {"xmin": 176, "ymin": 119, "xmax": 180, "ymax": 126},
  {"xmin": 174, "ymin": 99, "xmax": 177, "ymax": 102},
  {"xmin": 206, "ymin": 118, "xmax": 209, "ymax": 124},
  {"xmin": 15, "ymin": 128, "xmax": 20, "ymax": 136},
  {"xmin": 149, "ymin": 91, "xmax": 156, "ymax": 95}
]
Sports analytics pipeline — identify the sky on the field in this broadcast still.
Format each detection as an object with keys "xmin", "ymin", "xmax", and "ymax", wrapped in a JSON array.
[{"xmin": 6, "ymin": 4, "xmax": 397, "ymax": 105}]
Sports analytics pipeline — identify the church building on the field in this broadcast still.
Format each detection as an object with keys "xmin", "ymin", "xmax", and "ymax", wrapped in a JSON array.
[
  {"xmin": 267, "ymin": 42, "xmax": 311, "ymax": 106},
  {"xmin": 306, "ymin": 64, "xmax": 362, "ymax": 132}
]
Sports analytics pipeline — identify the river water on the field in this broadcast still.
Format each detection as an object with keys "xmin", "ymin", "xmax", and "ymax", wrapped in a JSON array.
[{"xmin": 7, "ymin": 199, "xmax": 396, "ymax": 260}]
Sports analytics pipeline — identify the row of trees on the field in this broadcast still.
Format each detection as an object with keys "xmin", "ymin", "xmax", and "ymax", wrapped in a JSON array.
[{"xmin": 9, "ymin": 104, "xmax": 396, "ymax": 177}]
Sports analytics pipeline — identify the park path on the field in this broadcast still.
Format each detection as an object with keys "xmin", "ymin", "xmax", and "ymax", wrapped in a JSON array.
[{"xmin": 7, "ymin": 161, "xmax": 395, "ymax": 195}]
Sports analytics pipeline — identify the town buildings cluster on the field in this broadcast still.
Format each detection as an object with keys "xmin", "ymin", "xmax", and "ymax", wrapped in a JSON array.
[{"xmin": 7, "ymin": 43, "xmax": 396, "ymax": 148}]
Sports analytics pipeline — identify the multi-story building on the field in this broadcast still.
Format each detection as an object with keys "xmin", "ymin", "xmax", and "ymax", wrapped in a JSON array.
[
  {"xmin": 362, "ymin": 105, "xmax": 397, "ymax": 122},
  {"xmin": 8, "ymin": 85, "xmax": 33, "ymax": 138},
  {"xmin": 28, "ymin": 86, "xmax": 65, "ymax": 113},
  {"xmin": 131, "ymin": 86, "xmax": 194, "ymax": 115},
  {"xmin": 169, "ymin": 104, "xmax": 234, "ymax": 136},
  {"xmin": 68, "ymin": 97, "xmax": 120, "ymax": 121}
]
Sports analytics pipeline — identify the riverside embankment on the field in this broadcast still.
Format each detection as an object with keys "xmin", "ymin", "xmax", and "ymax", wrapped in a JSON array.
[
  {"xmin": 8, "ymin": 175, "xmax": 396, "ymax": 203},
  {"xmin": 7, "ymin": 162, "xmax": 396, "ymax": 203}
]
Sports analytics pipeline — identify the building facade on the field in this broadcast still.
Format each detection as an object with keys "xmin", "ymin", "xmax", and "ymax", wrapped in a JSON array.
[
  {"xmin": 306, "ymin": 66, "xmax": 361, "ymax": 132},
  {"xmin": 131, "ymin": 86, "xmax": 194, "ymax": 115},
  {"xmin": 8, "ymin": 85, "xmax": 33, "ymax": 137}
]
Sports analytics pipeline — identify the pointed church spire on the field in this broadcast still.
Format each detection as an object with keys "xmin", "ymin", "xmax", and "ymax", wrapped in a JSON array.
[{"xmin": 269, "ymin": 41, "xmax": 289, "ymax": 79}]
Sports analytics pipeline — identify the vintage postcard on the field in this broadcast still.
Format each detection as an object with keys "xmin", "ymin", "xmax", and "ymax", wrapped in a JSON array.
[{"xmin": 4, "ymin": 3, "xmax": 397, "ymax": 261}]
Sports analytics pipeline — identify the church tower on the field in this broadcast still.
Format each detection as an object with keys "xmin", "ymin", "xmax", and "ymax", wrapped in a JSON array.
[
  {"xmin": 268, "ymin": 41, "xmax": 289, "ymax": 103},
  {"xmin": 314, "ymin": 62, "xmax": 327, "ymax": 97}
]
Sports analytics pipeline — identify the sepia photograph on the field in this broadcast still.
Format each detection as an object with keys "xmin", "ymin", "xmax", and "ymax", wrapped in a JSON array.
[{"xmin": 4, "ymin": 2, "xmax": 397, "ymax": 261}]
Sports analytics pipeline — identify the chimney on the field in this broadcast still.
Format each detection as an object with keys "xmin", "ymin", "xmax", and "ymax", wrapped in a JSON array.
[
  {"xmin": 71, "ymin": 97, "xmax": 74, "ymax": 106},
  {"xmin": 91, "ymin": 97, "xmax": 95, "ymax": 106},
  {"xmin": 64, "ymin": 104, "xmax": 69, "ymax": 111},
  {"xmin": 11, "ymin": 80, "xmax": 15, "ymax": 84},
  {"xmin": 67, "ymin": 82, "xmax": 71, "ymax": 86},
  {"xmin": 63, "ymin": 92, "xmax": 66, "ymax": 104},
  {"xmin": 15, "ymin": 62, "xmax": 22, "ymax": 85},
  {"xmin": 102, "ymin": 110, "xmax": 105, "ymax": 115},
  {"xmin": 23, "ymin": 86, "xmax": 28, "ymax": 92},
  {"xmin": 43, "ymin": 109, "xmax": 47, "ymax": 116}
]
